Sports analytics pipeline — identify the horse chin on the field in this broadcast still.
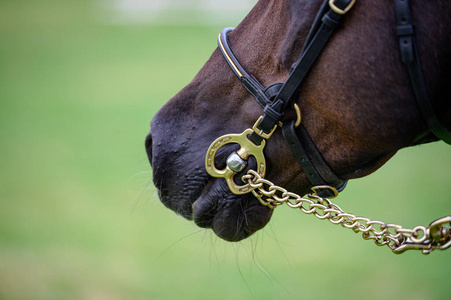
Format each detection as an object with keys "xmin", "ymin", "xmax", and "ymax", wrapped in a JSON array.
[{"xmin": 192, "ymin": 179, "xmax": 273, "ymax": 242}]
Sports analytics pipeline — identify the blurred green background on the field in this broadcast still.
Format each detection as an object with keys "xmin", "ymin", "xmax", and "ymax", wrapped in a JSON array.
[{"xmin": 1, "ymin": 1, "xmax": 450, "ymax": 299}]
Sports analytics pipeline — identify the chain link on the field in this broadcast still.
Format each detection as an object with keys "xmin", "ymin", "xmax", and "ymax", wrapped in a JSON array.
[{"xmin": 242, "ymin": 170, "xmax": 451, "ymax": 254}]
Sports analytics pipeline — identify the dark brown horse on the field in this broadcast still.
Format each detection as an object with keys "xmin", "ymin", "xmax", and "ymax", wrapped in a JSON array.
[{"xmin": 145, "ymin": 0, "xmax": 451, "ymax": 242}]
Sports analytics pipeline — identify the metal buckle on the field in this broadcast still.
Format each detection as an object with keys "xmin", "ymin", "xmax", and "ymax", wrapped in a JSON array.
[
  {"xmin": 329, "ymin": 0, "xmax": 356, "ymax": 15},
  {"xmin": 311, "ymin": 185, "xmax": 339, "ymax": 198},
  {"xmin": 252, "ymin": 116, "xmax": 278, "ymax": 139}
]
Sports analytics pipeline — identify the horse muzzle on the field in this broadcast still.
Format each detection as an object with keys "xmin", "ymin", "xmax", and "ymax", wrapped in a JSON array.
[{"xmin": 145, "ymin": 114, "xmax": 274, "ymax": 241}]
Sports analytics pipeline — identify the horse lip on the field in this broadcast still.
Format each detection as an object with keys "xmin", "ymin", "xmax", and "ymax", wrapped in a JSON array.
[
  {"xmin": 153, "ymin": 167, "xmax": 211, "ymax": 220},
  {"xmin": 192, "ymin": 178, "xmax": 273, "ymax": 242},
  {"xmin": 192, "ymin": 180, "xmax": 217, "ymax": 228}
]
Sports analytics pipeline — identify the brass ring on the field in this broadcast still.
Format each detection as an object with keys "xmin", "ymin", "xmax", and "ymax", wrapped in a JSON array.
[
  {"xmin": 276, "ymin": 104, "xmax": 302, "ymax": 128},
  {"xmin": 294, "ymin": 103, "xmax": 302, "ymax": 128},
  {"xmin": 329, "ymin": 0, "xmax": 356, "ymax": 15}
]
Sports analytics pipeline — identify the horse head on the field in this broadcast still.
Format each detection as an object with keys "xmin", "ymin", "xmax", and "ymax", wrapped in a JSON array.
[{"xmin": 145, "ymin": 0, "xmax": 451, "ymax": 242}]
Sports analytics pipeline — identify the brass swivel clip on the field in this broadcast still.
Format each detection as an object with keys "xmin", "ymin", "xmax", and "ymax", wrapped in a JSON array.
[{"xmin": 392, "ymin": 216, "xmax": 451, "ymax": 254}]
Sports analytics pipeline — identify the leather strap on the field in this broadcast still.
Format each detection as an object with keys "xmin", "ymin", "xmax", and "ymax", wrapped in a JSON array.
[
  {"xmin": 283, "ymin": 121, "xmax": 347, "ymax": 197},
  {"xmin": 396, "ymin": 0, "xmax": 451, "ymax": 144},
  {"xmin": 219, "ymin": 27, "xmax": 269, "ymax": 109},
  {"xmin": 276, "ymin": 1, "xmax": 348, "ymax": 112}
]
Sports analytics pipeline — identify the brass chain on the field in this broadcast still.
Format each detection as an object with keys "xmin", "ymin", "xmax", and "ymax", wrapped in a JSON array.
[{"xmin": 242, "ymin": 170, "xmax": 451, "ymax": 254}]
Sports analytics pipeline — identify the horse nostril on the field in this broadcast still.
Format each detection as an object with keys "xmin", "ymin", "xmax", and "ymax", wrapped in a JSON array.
[{"xmin": 145, "ymin": 131, "xmax": 153, "ymax": 165}]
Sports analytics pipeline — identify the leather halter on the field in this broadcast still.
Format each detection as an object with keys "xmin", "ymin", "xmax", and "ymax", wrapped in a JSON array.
[
  {"xmin": 217, "ymin": 0, "xmax": 450, "ymax": 197},
  {"xmin": 218, "ymin": 0, "xmax": 354, "ymax": 197}
]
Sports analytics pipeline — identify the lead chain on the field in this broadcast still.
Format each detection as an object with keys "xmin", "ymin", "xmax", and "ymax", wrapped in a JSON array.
[{"xmin": 242, "ymin": 170, "xmax": 451, "ymax": 254}]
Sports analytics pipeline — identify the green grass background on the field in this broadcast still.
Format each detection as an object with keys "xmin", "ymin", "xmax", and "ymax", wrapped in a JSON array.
[{"xmin": 1, "ymin": 1, "xmax": 450, "ymax": 299}]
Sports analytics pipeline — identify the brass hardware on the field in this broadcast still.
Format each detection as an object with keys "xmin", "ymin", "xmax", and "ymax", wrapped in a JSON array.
[
  {"xmin": 293, "ymin": 103, "xmax": 302, "ymax": 128},
  {"xmin": 329, "ymin": 0, "xmax": 356, "ymax": 15},
  {"xmin": 391, "ymin": 240, "xmax": 434, "ymax": 254},
  {"xmin": 252, "ymin": 116, "xmax": 278, "ymax": 139},
  {"xmin": 392, "ymin": 216, "xmax": 451, "ymax": 254},
  {"xmin": 311, "ymin": 185, "xmax": 339, "ymax": 198},
  {"xmin": 205, "ymin": 129, "xmax": 266, "ymax": 195},
  {"xmin": 429, "ymin": 216, "xmax": 451, "ymax": 243},
  {"xmin": 276, "ymin": 104, "xmax": 301, "ymax": 128}
]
